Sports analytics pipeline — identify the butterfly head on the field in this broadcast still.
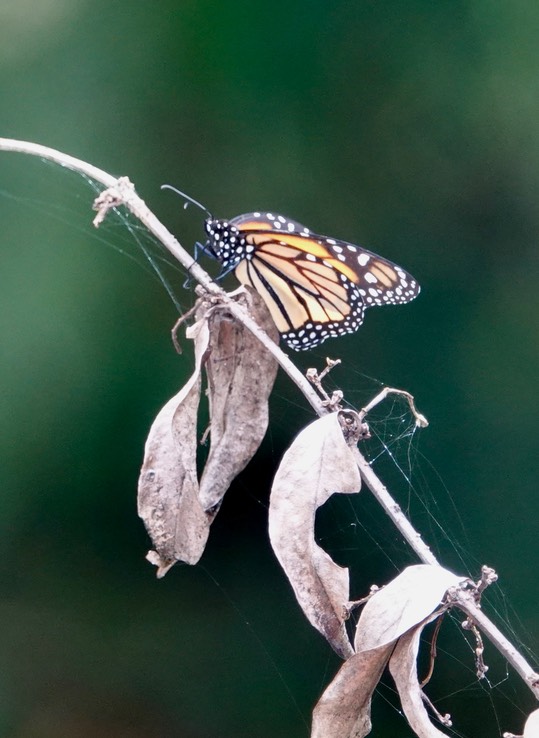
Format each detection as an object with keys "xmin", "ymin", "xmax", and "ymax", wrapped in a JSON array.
[{"xmin": 204, "ymin": 218, "xmax": 245, "ymax": 269}]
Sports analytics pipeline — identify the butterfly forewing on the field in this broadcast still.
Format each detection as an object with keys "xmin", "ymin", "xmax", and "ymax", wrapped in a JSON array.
[
  {"xmin": 231, "ymin": 212, "xmax": 311, "ymax": 235},
  {"xmin": 204, "ymin": 211, "xmax": 420, "ymax": 350}
]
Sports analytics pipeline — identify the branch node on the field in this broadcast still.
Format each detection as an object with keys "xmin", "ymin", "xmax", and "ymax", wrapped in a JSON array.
[
  {"xmin": 476, "ymin": 565, "xmax": 498, "ymax": 595},
  {"xmin": 306, "ymin": 358, "xmax": 343, "ymax": 410},
  {"xmin": 92, "ymin": 176, "xmax": 134, "ymax": 227}
]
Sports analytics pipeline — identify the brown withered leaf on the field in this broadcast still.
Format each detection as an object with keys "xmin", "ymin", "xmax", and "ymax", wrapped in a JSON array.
[
  {"xmin": 311, "ymin": 644, "xmax": 394, "ymax": 738},
  {"xmin": 389, "ymin": 614, "xmax": 451, "ymax": 738},
  {"xmin": 138, "ymin": 289, "xmax": 279, "ymax": 576},
  {"xmin": 310, "ymin": 565, "xmax": 466, "ymax": 738},
  {"xmin": 199, "ymin": 287, "xmax": 279, "ymax": 511},
  {"xmin": 137, "ymin": 318, "xmax": 211, "ymax": 576},
  {"xmin": 269, "ymin": 411, "xmax": 364, "ymax": 660},
  {"xmin": 354, "ymin": 565, "xmax": 466, "ymax": 653}
]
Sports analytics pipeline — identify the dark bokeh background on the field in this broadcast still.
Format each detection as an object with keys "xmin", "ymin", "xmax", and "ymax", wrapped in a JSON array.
[{"xmin": 1, "ymin": 2, "xmax": 538, "ymax": 736}]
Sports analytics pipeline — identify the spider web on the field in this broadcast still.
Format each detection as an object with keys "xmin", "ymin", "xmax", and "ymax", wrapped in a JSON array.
[
  {"xmin": 307, "ymin": 364, "xmax": 537, "ymax": 738},
  {"xmin": 0, "ymin": 157, "xmax": 200, "ymax": 318}
]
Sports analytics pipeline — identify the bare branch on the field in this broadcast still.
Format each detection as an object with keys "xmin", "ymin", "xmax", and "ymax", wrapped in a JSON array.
[{"xmin": 2, "ymin": 136, "xmax": 538, "ymax": 702}]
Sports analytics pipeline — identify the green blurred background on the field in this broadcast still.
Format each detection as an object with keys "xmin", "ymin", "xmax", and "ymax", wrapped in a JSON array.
[{"xmin": 1, "ymin": 1, "xmax": 538, "ymax": 736}]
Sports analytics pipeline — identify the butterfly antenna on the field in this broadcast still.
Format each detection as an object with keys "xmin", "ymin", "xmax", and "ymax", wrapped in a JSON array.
[{"xmin": 161, "ymin": 185, "xmax": 213, "ymax": 219}]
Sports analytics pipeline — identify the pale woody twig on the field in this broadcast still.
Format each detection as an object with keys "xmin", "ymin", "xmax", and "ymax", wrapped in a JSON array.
[
  {"xmin": 359, "ymin": 386, "xmax": 429, "ymax": 428},
  {"xmin": 306, "ymin": 363, "xmax": 428, "ymax": 430},
  {"xmin": 1, "ymin": 137, "xmax": 538, "ymax": 701},
  {"xmin": 448, "ymin": 585, "xmax": 539, "ymax": 696},
  {"xmin": 461, "ymin": 617, "xmax": 488, "ymax": 679},
  {"xmin": 421, "ymin": 692, "xmax": 452, "ymax": 727},
  {"xmin": 306, "ymin": 358, "xmax": 344, "ymax": 411},
  {"xmin": 346, "ymin": 584, "xmax": 381, "ymax": 614}
]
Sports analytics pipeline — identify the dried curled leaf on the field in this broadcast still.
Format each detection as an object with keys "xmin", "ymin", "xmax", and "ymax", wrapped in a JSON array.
[
  {"xmin": 311, "ymin": 565, "xmax": 466, "ymax": 738},
  {"xmin": 523, "ymin": 709, "xmax": 539, "ymax": 738},
  {"xmin": 311, "ymin": 644, "xmax": 394, "ymax": 738},
  {"xmin": 199, "ymin": 288, "xmax": 279, "ymax": 511},
  {"xmin": 138, "ymin": 318, "xmax": 211, "ymax": 575},
  {"xmin": 269, "ymin": 411, "xmax": 364, "ymax": 659},
  {"xmin": 355, "ymin": 564, "xmax": 466, "ymax": 652},
  {"xmin": 138, "ymin": 288, "xmax": 279, "ymax": 576}
]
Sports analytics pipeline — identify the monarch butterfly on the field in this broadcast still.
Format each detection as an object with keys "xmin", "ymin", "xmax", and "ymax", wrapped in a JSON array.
[{"xmin": 165, "ymin": 188, "xmax": 420, "ymax": 351}]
